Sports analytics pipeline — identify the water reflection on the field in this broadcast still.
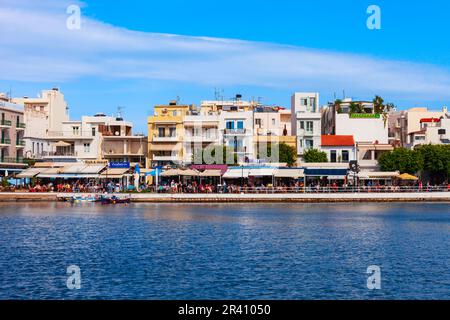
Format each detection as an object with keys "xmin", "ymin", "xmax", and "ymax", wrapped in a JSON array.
[{"xmin": 0, "ymin": 202, "xmax": 449, "ymax": 299}]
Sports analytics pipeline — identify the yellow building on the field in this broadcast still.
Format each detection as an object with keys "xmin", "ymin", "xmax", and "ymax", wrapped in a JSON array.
[{"xmin": 148, "ymin": 101, "xmax": 194, "ymax": 168}]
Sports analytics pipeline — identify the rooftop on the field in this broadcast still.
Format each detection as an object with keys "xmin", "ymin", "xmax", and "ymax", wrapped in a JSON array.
[{"xmin": 321, "ymin": 135, "xmax": 355, "ymax": 147}]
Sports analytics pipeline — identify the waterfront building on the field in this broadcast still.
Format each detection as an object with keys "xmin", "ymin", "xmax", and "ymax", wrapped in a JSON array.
[
  {"xmin": 42, "ymin": 113, "xmax": 146, "ymax": 165},
  {"xmin": 388, "ymin": 107, "xmax": 448, "ymax": 148},
  {"xmin": 11, "ymin": 88, "xmax": 69, "ymax": 159},
  {"xmin": 183, "ymin": 111, "xmax": 220, "ymax": 164},
  {"xmin": 254, "ymin": 106, "xmax": 296, "ymax": 162},
  {"xmin": 320, "ymin": 135, "xmax": 356, "ymax": 163},
  {"xmin": 0, "ymin": 95, "xmax": 27, "ymax": 175},
  {"xmin": 387, "ymin": 109, "xmax": 408, "ymax": 148},
  {"xmin": 148, "ymin": 101, "xmax": 194, "ymax": 167},
  {"xmin": 291, "ymin": 92, "xmax": 321, "ymax": 162},
  {"xmin": 408, "ymin": 115, "xmax": 450, "ymax": 148},
  {"xmin": 322, "ymin": 98, "xmax": 393, "ymax": 171},
  {"xmin": 219, "ymin": 109, "xmax": 255, "ymax": 163}
]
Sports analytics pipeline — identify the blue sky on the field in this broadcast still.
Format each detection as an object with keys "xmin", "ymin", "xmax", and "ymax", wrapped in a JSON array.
[{"xmin": 1, "ymin": 0, "xmax": 450, "ymax": 132}]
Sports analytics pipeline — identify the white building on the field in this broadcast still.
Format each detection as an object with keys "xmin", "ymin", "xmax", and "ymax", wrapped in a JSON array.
[
  {"xmin": 11, "ymin": 88, "xmax": 69, "ymax": 159},
  {"xmin": 219, "ymin": 110, "xmax": 254, "ymax": 163},
  {"xmin": 409, "ymin": 115, "xmax": 450, "ymax": 148},
  {"xmin": 291, "ymin": 92, "xmax": 321, "ymax": 162},
  {"xmin": 42, "ymin": 113, "xmax": 146, "ymax": 165},
  {"xmin": 322, "ymin": 98, "xmax": 393, "ymax": 171},
  {"xmin": 183, "ymin": 114, "xmax": 220, "ymax": 164},
  {"xmin": 320, "ymin": 135, "xmax": 356, "ymax": 163}
]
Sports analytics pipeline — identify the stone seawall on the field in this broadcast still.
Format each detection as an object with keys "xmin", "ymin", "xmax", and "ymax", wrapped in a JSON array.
[{"xmin": 1, "ymin": 192, "xmax": 450, "ymax": 203}]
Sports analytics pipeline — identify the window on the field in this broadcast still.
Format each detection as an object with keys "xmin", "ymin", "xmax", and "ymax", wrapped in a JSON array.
[
  {"xmin": 169, "ymin": 127, "xmax": 176, "ymax": 137},
  {"xmin": 272, "ymin": 118, "xmax": 276, "ymax": 126},
  {"xmin": 226, "ymin": 121, "xmax": 234, "ymax": 130},
  {"xmin": 92, "ymin": 128, "xmax": 96, "ymax": 137},
  {"xmin": 255, "ymin": 119, "xmax": 262, "ymax": 128},
  {"xmin": 306, "ymin": 121, "xmax": 313, "ymax": 133},
  {"xmin": 305, "ymin": 139, "xmax": 314, "ymax": 149},
  {"xmin": 342, "ymin": 150, "xmax": 349, "ymax": 163},
  {"xmin": 32, "ymin": 142, "xmax": 35, "ymax": 154},
  {"xmin": 300, "ymin": 98, "xmax": 308, "ymax": 106},
  {"xmin": 158, "ymin": 127, "xmax": 165, "ymax": 137},
  {"xmin": 172, "ymin": 110, "xmax": 177, "ymax": 116},
  {"xmin": 330, "ymin": 150, "xmax": 337, "ymax": 163},
  {"xmin": 72, "ymin": 126, "xmax": 79, "ymax": 135},
  {"xmin": 300, "ymin": 121, "xmax": 304, "ymax": 130},
  {"xmin": 237, "ymin": 121, "xmax": 244, "ymax": 130},
  {"xmin": 84, "ymin": 143, "xmax": 90, "ymax": 153}
]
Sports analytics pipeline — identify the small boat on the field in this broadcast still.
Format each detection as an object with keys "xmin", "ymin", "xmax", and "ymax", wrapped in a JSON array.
[
  {"xmin": 101, "ymin": 195, "xmax": 131, "ymax": 205},
  {"xmin": 70, "ymin": 195, "xmax": 101, "ymax": 203}
]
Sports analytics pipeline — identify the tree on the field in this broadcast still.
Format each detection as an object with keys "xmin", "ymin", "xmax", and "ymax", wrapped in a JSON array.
[
  {"xmin": 415, "ymin": 144, "xmax": 450, "ymax": 183},
  {"xmin": 349, "ymin": 101, "xmax": 363, "ymax": 114},
  {"xmin": 373, "ymin": 95, "xmax": 385, "ymax": 114},
  {"xmin": 279, "ymin": 143, "xmax": 297, "ymax": 167},
  {"xmin": 334, "ymin": 99, "xmax": 343, "ymax": 113},
  {"xmin": 303, "ymin": 149, "xmax": 328, "ymax": 163},
  {"xmin": 257, "ymin": 142, "xmax": 297, "ymax": 167},
  {"xmin": 378, "ymin": 148, "xmax": 423, "ymax": 174}
]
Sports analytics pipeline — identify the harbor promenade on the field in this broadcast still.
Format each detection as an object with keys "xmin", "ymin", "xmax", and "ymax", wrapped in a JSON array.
[{"xmin": 0, "ymin": 192, "xmax": 450, "ymax": 203}]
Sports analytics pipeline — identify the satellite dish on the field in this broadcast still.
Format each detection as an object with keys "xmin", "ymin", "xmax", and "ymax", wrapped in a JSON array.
[{"xmin": 115, "ymin": 131, "xmax": 120, "ymax": 136}]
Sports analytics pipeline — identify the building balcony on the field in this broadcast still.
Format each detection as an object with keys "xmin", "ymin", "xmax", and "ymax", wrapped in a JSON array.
[
  {"xmin": 0, "ymin": 138, "xmax": 11, "ymax": 146},
  {"xmin": 184, "ymin": 135, "xmax": 218, "ymax": 143},
  {"xmin": 223, "ymin": 129, "xmax": 246, "ymax": 135},
  {"xmin": 152, "ymin": 136, "xmax": 180, "ymax": 142},
  {"xmin": 47, "ymin": 131, "xmax": 94, "ymax": 140},
  {"xmin": 16, "ymin": 123, "xmax": 26, "ymax": 130},
  {"xmin": 152, "ymin": 155, "xmax": 180, "ymax": 161},
  {"xmin": 0, "ymin": 120, "xmax": 12, "ymax": 128},
  {"xmin": 0, "ymin": 157, "xmax": 28, "ymax": 164},
  {"xmin": 16, "ymin": 140, "xmax": 26, "ymax": 148}
]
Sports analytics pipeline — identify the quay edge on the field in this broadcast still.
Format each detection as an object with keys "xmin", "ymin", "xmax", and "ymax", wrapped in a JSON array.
[{"xmin": 0, "ymin": 193, "xmax": 450, "ymax": 203}]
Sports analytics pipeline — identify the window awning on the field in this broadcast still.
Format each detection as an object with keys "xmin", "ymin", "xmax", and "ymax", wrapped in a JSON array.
[{"xmin": 274, "ymin": 168, "xmax": 304, "ymax": 178}]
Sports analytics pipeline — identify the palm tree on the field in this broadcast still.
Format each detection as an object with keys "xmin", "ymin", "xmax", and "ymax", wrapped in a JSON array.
[
  {"xmin": 373, "ymin": 95, "xmax": 384, "ymax": 114},
  {"xmin": 349, "ymin": 102, "xmax": 363, "ymax": 114}
]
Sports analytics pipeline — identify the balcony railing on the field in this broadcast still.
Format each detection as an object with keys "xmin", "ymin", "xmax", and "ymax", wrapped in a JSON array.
[
  {"xmin": 0, "ymin": 157, "xmax": 27, "ymax": 164},
  {"xmin": 224, "ymin": 129, "xmax": 246, "ymax": 135},
  {"xmin": 1, "ymin": 138, "xmax": 11, "ymax": 145},
  {"xmin": 16, "ymin": 140, "xmax": 26, "ymax": 147},
  {"xmin": 0, "ymin": 120, "xmax": 12, "ymax": 127},
  {"xmin": 16, "ymin": 123, "xmax": 26, "ymax": 129}
]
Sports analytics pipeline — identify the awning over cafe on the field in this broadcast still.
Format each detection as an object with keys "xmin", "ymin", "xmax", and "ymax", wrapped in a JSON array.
[
  {"xmin": 199, "ymin": 170, "xmax": 222, "ymax": 177},
  {"xmin": 273, "ymin": 168, "xmax": 304, "ymax": 178},
  {"xmin": 304, "ymin": 168, "xmax": 348, "ymax": 177},
  {"xmin": 99, "ymin": 168, "xmax": 129, "ymax": 179},
  {"xmin": 16, "ymin": 168, "xmax": 43, "ymax": 178},
  {"xmin": 223, "ymin": 168, "xmax": 249, "ymax": 179},
  {"xmin": 357, "ymin": 171, "xmax": 400, "ymax": 179}
]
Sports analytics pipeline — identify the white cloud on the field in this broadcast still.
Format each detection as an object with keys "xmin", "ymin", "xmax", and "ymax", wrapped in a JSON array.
[{"xmin": 1, "ymin": 0, "xmax": 450, "ymax": 99}]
